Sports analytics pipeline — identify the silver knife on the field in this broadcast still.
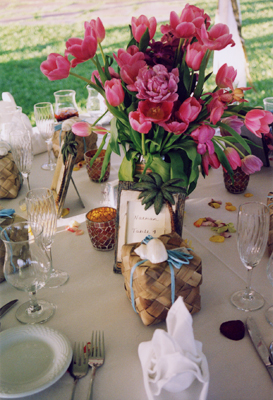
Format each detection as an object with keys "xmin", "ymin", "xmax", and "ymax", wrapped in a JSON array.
[
  {"xmin": 246, "ymin": 316, "xmax": 273, "ymax": 381},
  {"xmin": 0, "ymin": 299, "xmax": 18, "ymax": 319}
]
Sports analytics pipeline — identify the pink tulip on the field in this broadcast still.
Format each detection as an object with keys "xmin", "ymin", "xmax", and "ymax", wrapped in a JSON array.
[
  {"xmin": 104, "ymin": 78, "xmax": 125, "ymax": 107},
  {"xmin": 241, "ymin": 155, "xmax": 263, "ymax": 174},
  {"xmin": 224, "ymin": 147, "xmax": 241, "ymax": 170},
  {"xmin": 168, "ymin": 11, "xmax": 196, "ymax": 38},
  {"xmin": 216, "ymin": 63, "xmax": 237, "ymax": 90},
  {"xmin": 185, "ymin": 42, "xmax": 206, "ymax": 71},
  {"xmin": 40, "ymin": 53, "xmax": 71, "ymax": 81},
  {"xmin": 200, "ymin": 23, "xmax": 235, "ymax": 51},
  {"xmin": 202, "ymin": 151, "xmax": 220, "ymax": 175},
  {"xmin": 131, "ymin": 15, "xmax": 157, "ymax": 42},
  {"xmin": 245, "ymin": 109, "xmax": 273, "ymax": 137},
  {"xmin": 72, "ymin": 122, "xmax": 92, "ymax": 137},
  {"xmin": 138, "ymin": 100, "xmax": 173, "ymax": 123},
  {"xmin": 159, "ymin": 120, "xmax": 189, "ymax": 135},
  {"xmin": 85, "ymin": 17, "xmax": 105, "ymax": 43},
  {"xmin": 220, "ymin": 116, "xmax": 244, "ymax": 136},
  {"xmin": 129, "ymin": 111, "xmax": 152, "ymax": 134},
  {"xmin": 191, "ymin": 124, "xmax": 215, "ymax": 154},
  {"xmin": 113, "ymin": 46, "xmax": 144, "ymax": 68},
  {"xmin": 177, "ymin": 97, "xmax": 202, "ymax": 123},
  {"xmin": 65, "ymin": 29, "xmax": 97, "ymax": 67}
]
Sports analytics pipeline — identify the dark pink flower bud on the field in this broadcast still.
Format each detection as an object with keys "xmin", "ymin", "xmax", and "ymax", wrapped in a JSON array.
[
  {"xmin": 85, "ymin": 17, "xmax": 105, "ymax": 43},
  {"xmin": 202, "ymin": 152, "xmax": 220, "ymax": 175},
  {"xmin": 224, "ymin": 147, "xmax": 241, "ymax": 170},
  {"xmin": 177, "ymin": 97, "xmax": 202, "ymax": 123},
  {"xmin": 40, "ymin": 53, "xmax": 71, "ymax": 81},
  {"xmin": 185, "ymin": 42, "xmax": 206, "ymax": 71}
]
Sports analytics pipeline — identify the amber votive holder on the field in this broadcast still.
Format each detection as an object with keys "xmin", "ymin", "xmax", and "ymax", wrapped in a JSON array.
[
  {"xmin": 86, "ymin": 207, "xmax": 116, "ymax": 251},
  {"xmin": 84, "ymin": 149, "xmax": 110, "ymax": 183}
]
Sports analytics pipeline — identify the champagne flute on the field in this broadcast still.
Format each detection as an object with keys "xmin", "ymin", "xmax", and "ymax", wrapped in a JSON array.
[
  {"xmin": 231, "ymin": 202, "xmax": 270, "ymax": 311},
  {"xmin": 9, "ymin": 127, "xmax": 33, "ymax": 191},
  {"xmin": 34, "ymin": 102, "xmax": 56, "ymax": 171},
  {"xmin": 0, "ymin": 221, "xmax": 55, "ymax": 324},
  {"xmin": 26, "ymin": 188, "xmax": 69, "ymax": 288},
  {"xmin": 265, "ymin": 252, "xmax": 273, "ymax": 326}
]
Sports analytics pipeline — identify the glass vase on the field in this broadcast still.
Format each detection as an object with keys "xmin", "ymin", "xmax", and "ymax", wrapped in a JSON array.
[{"xmin": 54, "ymin": 90, "xmax": 79, "ymax": 122}]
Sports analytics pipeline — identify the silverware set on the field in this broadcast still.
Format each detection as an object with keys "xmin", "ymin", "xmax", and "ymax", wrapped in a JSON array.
[{"xmin": 69, "ymin": 331, "xmax": 105, "ymax": 400}]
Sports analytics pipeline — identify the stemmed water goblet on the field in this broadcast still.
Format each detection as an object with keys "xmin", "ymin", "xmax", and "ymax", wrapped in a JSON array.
[
  {"xmin": 231, "ymin": 202, "xmax": 270, "ymax": 311},
  {"xmin": 26, "ymin": 188, "xmax": 69, "ymax": 288},
  {"xmin": 0, "ymin": 221, "xmax": 55, "ymax": 324},
  {"xmin": 34, "ymin": 102, "xmax": 56, "ymax": 171},
  {"xmin": 265, "ymin": 252, "xmax": 273, "ymax": 326}
]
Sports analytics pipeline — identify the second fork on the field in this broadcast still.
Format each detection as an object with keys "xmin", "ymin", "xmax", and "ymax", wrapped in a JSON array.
[{"xmin": 87, "ymin": 331, "xmax": 105, "ymax": 400}]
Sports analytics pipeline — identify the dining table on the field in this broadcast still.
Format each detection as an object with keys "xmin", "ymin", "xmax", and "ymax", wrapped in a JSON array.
[{"xmin": 0, "ymin": 141, "xmax": 272, "ymax": 400}]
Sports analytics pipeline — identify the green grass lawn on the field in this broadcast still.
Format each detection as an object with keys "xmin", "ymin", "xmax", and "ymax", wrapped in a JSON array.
[{"xmin": 0, "ymin": 0, "xmax": 272, "ymax": 125}]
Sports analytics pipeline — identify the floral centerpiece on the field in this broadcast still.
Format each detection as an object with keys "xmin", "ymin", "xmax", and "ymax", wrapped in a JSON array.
[{"xmin": 40, "ymin": 3, "xmax": 273, "ymax": 198}]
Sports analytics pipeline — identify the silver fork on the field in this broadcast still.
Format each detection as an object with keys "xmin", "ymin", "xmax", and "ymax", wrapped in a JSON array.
[
  {"xmin": 69, "ymin": 342, "xmax": 89, "ymax": 400},
  {"xmin": 87, "ymin": 331, "xmax": 105, "ymax": 400}
]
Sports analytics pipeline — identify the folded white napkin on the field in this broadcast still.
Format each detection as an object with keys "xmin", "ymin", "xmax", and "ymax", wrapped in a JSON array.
[{"xmin": 138, "ymin": 297, "xmax": 209, "ymax": 400}]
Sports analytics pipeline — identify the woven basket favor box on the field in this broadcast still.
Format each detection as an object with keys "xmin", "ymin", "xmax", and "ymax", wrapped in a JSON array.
[{"xmin": 121, "ymin": 232, "xmax": 202, "ymax": 326}]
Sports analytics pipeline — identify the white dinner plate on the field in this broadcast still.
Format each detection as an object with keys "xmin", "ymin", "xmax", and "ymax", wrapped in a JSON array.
[{"xmin": 0, "ymin": 325, "xmax": 72, "ymax": 398}]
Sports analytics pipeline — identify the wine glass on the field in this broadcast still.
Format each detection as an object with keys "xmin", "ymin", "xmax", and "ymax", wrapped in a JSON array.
[
  {"xmin": 0, "ymin": 221, "xmax": 55, "ymax": 324},
  {"xmin": 8, "ymin": 122, "xmax": 33, "ymax": 191},
  {"xmin": 265, "ymin": 252, "xmax": 273, "ymax": 326},
  {"xmin": 231, "ymin": 202, "xmax": 270, "ymax": 311},
  {"xmin": 34, "ymin": 102, "xmax": 56, "ymax": 171},
  {"xmin": 26, "ymin": 188, "xmax": 69, "ymax": 288}
]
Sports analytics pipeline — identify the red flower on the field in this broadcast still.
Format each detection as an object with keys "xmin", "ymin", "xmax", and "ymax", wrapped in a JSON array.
[
  {"xmin": 138, "ymin": 100, "xmax": 173, "ymax": 123},
  {"xmin": 245, "ymin": 109, "xmax": 273, "ymax": 137},
  {"xmin": 40, "ymin": 53, "xmax": 71, "ymax": 81}
]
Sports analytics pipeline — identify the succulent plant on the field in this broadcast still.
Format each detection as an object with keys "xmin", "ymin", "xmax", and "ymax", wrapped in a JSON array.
[
  {"xmin": 132, "ymin": 172, "xmax": 186, "ymax": 232},
  {"xmin": 61, "ymin": 130, "xmax": 78, "ymax": 164}
]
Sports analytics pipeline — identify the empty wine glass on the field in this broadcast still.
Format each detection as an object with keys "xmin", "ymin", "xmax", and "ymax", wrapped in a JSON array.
[
  {"xmin": 231, "ymin": 202, "xmax": 270, "ymax": 311},
  {"xmin": 8, "ymin": 122, "xmax": 33, "ymax": 191},
  {"xmin": 26, "ymin": 188, "xmax": 69, "ymax": 288},
  {"xmin": 34, "ymin": 102, "xmax": 56, "ymax": 171},
  {"xmin": 0, "ymin": 221, "xmax": 55, "ymax": 324},
  {"xmin": 265, "ymin": 252, "xmax": 273, "ymax": 326}
]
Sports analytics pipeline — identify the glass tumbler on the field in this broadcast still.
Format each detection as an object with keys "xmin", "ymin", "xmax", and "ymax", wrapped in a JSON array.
[{"xmin": 54, "ymin": 90, "xmax": 79, "ymax": 122}]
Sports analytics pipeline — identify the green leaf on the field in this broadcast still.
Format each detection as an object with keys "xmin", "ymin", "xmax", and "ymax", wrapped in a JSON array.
[
  {"xmin": 118, "ymin": 156, "xmax": 134, "ymax": 181},
  {"xmin": 132, "ymin": 181, "xmax": 156, "ymax": 191},
  {"xmin": 213, "ymin": 141, "xmax": 234, "ymax": 178},
  {"xmin": 150, "ymin": 172, "xmax": 163, "ymax": 187},
  {"xmin": 149, "ymin": 154, "xmax": 170, "ymax": 182},
  {"xmin": 194, "ymin": 50, "xmax": 210, "ymax": 99},
  {"xmin": 134, "ymin": 173, "xmax": 155, "ymax": 183},
  {"xmin": 99, "ymin": 141, "xmax": 112, "ymax": 182},
  {"xmin": 154, "ymin": 191, "xmax": 164, "ymax": 215},
  {"xmin": 89, "ymin": 134, "xmax": 108, "ymax": 168},
  {"xmin": 140, "ymin": 190, "xmax": 158, "ymax": 204},
  {"xmin": 161, "ymin": 188, "xmax": 175, "ymax": 205},
  {"xmin": 109, "ymin": 117, "xmax": 120, "ymax": 156},
  {"xmin": 139, "ymin": 28, "xmax": 150, "ymax": 52},
  {"xmin": 217, "ymin": 121, "xmax": 252, "ymax": 154}
]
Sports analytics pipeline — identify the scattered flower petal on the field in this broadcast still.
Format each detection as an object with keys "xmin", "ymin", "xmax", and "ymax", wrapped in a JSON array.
[
  {"xmin": 209, "ymin": 201, "xmax": 221, "ymax": 209},
  {"xmin": 210, "ymin": 235, "xmax": 225, "ymax": 243},
  {"xmin": 75, "ymin": 229, "xmax": 84, "ymax": 236},
  {"xmin": 225, "ymin": 203, "xmax": 237, "ymax": 211},
  {"xmin": 194, "ymin": 218, "xmax": 206, "ymax": 227},
  {"xmin": 244, "ymin": 192, "xmax": 253, "ymax": 197},
  {"xmin": 61, "ymin": 208, "xmax": 70, "ymax": 217}
]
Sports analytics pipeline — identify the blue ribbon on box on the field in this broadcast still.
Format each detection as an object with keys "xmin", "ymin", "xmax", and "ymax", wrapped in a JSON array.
[
  {"xmin": 130, "ymin": 235, "xmax": 193, "ymax": 313},
  {"xmin": 0, "ymin": 209, "xmax": 15, "ymax": 219},
  {"xmin": 268, "ymin": 194, "xmax": 273, "ymax": 207}
]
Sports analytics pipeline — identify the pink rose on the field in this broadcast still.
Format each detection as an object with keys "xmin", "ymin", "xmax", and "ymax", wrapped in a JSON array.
[
  {"xmin": 40, "ymin": 53, "xmax": 71, "ymax": 81},
  {"xmin": 245, "ymin": 109, "xmax": 273, "ymax": 137},
  {"xmin": 104, "ymin": 78, "xmax": 125, "ymax": 107},
  {"xmin": 135, "ymin": 65, "xmax": 179, "ymax": 103}
]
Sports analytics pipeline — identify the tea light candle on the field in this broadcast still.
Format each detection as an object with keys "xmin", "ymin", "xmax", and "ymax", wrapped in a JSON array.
[{"xmin": 86, "ymin": 207, "xmax": 116, "ymax": 251}]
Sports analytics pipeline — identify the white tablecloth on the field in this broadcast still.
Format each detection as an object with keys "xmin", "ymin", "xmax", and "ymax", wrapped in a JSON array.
[{"xmin": 0, "ymin": 151, "xmax": 272, "ymax": 400}]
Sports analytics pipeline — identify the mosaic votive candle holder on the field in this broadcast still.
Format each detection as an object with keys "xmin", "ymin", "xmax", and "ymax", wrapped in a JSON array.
[
  {"xmin": 86, "ymin": 207, "xmax": 116, "ymax": 251},
  {"xmin": 223, "ymin": 167, "xmax": 250, "ymax": 194},
  {"xmin": 84, "ymin": 149, "xmax": 110, "ymax": 183}
]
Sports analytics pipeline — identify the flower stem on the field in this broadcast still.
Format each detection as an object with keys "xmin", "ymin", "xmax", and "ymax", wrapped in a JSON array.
[
  {"xmin": 99, "ymin": 43, "xmax": 106, "ymax": 65},
  {"xmin": 214, "ymin": 136, "xmax": 245, "ymax": 158},
  {"xmin": 141, "ymin": 133, "xmax": 146, "ymax": 156}
]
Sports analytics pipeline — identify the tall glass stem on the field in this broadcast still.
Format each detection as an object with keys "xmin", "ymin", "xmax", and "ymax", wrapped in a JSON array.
[
  {"xmin": 243, "ymin": 268, "xmax": 253, "ymax": 300},
  {"xmin": 46, "ymin": 139, "xmax": 53, "ymax": 165},
  {"xmin": 28, "ymin": 291, "xmax": 42, "ymax": 313}
]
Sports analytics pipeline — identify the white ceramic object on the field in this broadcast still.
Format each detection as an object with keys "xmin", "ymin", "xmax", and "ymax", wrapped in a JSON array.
[
  {"xmin": 0, "ymin": 141, "xmax": 11, "ymax": 156},
  {"xmin": 0, "ymin": 325, "xmax": 72, "ymax": 398},
  {"xmin": 135, "ymin": 238, "xmax": 168, "ymax": 264}
]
